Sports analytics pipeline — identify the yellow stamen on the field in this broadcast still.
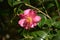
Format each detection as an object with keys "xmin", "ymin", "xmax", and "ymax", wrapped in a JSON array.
[{"xmin": 26, "ymin": 17, "xmax": 32, "ymax": 23}]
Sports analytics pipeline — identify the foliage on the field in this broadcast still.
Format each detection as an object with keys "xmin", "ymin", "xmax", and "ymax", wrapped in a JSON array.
[{"xmin": 0, "ymin": 0, "xmax": 60, "ymax": 40}]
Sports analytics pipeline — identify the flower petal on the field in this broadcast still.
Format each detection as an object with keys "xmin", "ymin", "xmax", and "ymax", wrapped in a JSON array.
[
  {"xmin": 33, "ymin": 23, "xmax": 37, "ymax": 26},
  {"xmin": 30, "ymin": 23, "xmax": 37, "ymax": 28},
  {"xmin": 30, "ymin": 24, "xmax": 34, "ymax": 28},
  {"xmin": 19, "ymin": 14, "xmax": 25, "ymax": 19},
  {"xmin": 25, "ymin": 26, "xmax": 29, "ymax": 29},
  {"xmin": 24, "ymin": 9, "xmax": 36, "ymax": 17},
  {"xmin": 33, "ymin": 16, "xmax": 41, "ymax": 22},
  {"xmin": 18, "ymin": 19, "xmax": 25, "ymax": 27},
  {"xmin": 18, "ymin": 9, "xmax": 41, "ymax": 29},
  {"xmin": 24, "ymin": 9, "xmax": 31, "ymax": 15}
]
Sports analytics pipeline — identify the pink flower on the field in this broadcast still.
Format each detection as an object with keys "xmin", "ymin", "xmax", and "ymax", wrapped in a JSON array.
[{"xmin": 18, "ymin": 9, "xmax": 41, "ymax": 29}]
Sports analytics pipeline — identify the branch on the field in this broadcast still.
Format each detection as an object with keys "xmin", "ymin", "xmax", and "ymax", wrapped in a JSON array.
[{"xmin": 25, "ymin": 3, "xmax": 51, "ymax": 19}]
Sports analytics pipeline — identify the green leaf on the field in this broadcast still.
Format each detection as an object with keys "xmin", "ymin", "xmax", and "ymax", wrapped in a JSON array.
[
  {"xmin": 14, "ymin": 7, "xmax": 23, "ymax": 14},
  {"xmin": 45, "ymin": 19, "xmax": 53, "ymax": 27},
  {"xmin": 55, "ymin": 0, "xmax": 60, "ymax": 10},
  {"xmin": 20, "ymin": 38, "xmax": 32, "ymax": 40},
  {"xmin": 17, "ymin": 8, "xmax": 23, "ymax": 14},
  {"xmin": 52, "ymin": 16, "xmax": 60, "ymax": 21},
  {"xmin": 23, "ymin": 0, "xmax": 30, "ymax": 4},
  {"xmin": 8, "ymin": 0, "xmax": 13, "ymax": 6},
  {"xmin": 8, "ymin": 0, "xmax": 22, "ymax": 7},
  {"xmin": 47, "ymin": 3, "xmax": 55, "ymax": 8},
  {"xmin": 18, "ymin": 29, "xmax": 22, "ymax": 33},
  {"xmin": 32, "ymin": 37, "xmax": 44, "ymax": 40},
  {"xmin": 31, "ymin": 31, "xmax": 48, "ymax": 39},
  {"xmin": 38, "ymin": 14, "xmax": 47, "ymax": 27},
  {"xmin": 0, "ymin": 0, "xmax": 3, "ymax": 2},
  {"xmin": 52, "ymin": 30, "xmax": 60, "ymax": 40},
  {"xmin": 13, "ymin": 1, "xmax": 21, "ymax": 6},
  {"xmin": 54, "ymin": 21, "xmax": 60, "ymax": 28}
]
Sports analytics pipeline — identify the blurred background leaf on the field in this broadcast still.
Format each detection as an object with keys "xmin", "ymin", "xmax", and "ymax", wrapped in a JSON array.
[
  {"xmin": 0, "ymin": 0, "xmax": 3, "ymax": 2},
  {"xmin": 8, "ymin": 0, "xmax": 22, "ymax": 7}
]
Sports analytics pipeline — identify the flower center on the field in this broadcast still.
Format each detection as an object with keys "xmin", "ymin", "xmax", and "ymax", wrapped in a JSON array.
[{"xmin": 26, "ymin": 17, "xmax": 32, "ymax": 23}]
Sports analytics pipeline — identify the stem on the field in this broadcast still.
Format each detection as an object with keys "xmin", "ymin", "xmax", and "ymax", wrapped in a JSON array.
[
  {"xmin": 42, "ymin": 3, "xmax": 51, "ymax": 19},
  {"xmin": 55, "ymin": 0, "xmax": 60, "ymax": 16},
  {"xmin": 25, "ymin": 3, "xmax": 51, "ymax": 19}
]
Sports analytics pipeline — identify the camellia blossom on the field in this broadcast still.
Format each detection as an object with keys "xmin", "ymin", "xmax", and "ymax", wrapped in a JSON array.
[{"xmin": 18, "ymin": 9, "xmax": 41, "ymax": 29}]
